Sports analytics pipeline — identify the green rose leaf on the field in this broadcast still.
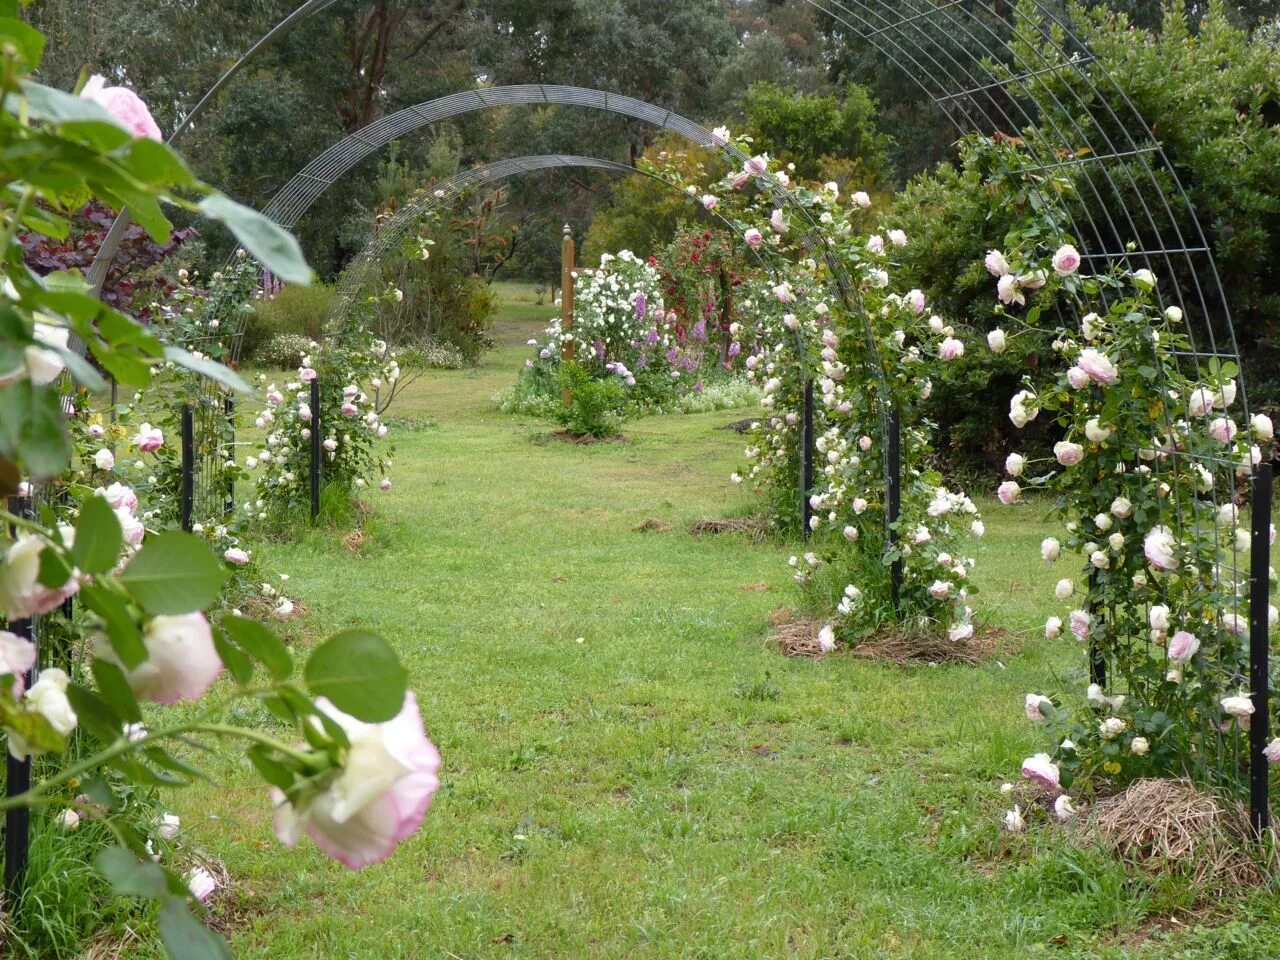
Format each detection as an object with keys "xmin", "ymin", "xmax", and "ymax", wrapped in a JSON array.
[
  {"xmin": 120, "ymin": 532, "xmax": 228, "ymax": 615},
  {"xmin": 157, "ymin": 896, "xmax": 232, "ymax": 960},
  {"xmin": 222, "ymin": 615, "xmax": 292, "ymax": 681},
  {"xmin": 304, "ymin": 630, "xmax": 407, "ymax": 723},
  {"xmin": 79, "ymin": 583, "xmax": 147, "ymax": 669},
  {"xmin": 73, "ymin": 494, "xmax": 123, "ymax": 575},
  {"xmin": 0, "ymin": 379, "xmax": 72, "ymax": 480},
  {"xmin": 163, "ymin": 346, "xmax": 249, "ymax": 394},
  {"xmin": 198, "ymin": 194, "xmax": 313, "ymax": 286},
  {"xmin": 95, "ymin": 847, "xmax": 169, "ymax": 899}
]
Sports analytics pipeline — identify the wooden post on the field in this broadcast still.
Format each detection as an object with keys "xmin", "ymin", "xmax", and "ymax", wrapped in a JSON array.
[{"xmin": 560, "ymin": 223, "xmax": 575, "ymax": 407}]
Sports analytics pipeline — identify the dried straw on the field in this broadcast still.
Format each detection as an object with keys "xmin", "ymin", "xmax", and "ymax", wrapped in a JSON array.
[
  {"xmin": 688, "ymin": 516, "xmax": 772, "ymax": 540},
  {"xmin": 852, "ymin": 626, "xmax": 1002, "ymax": 666},
  {"xmin": 1087, "ymin": 778, "xmax": 1270, "ymax": 889},
  {"xmin": 632, "ymin": 518, "xmax": 673, "ymax": 533},
  {"xmin": 768, "ymin": 617, "xmax": 828, "ymax": 658}
]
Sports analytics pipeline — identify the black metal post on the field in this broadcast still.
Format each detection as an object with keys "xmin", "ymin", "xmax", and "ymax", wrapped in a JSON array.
[
  {"xmin": 887, "ymin": 408, "xmax": 903, "ymax": 610},
  {"xmin": 224, "ymin": 396, "xmax": 236, "ymax": 517},
  {"xmin": 801, "ymin": 379, "xmax": 815, "ymax": 538},
  {"xmin": 309, "ymin": 379, "xmax": 321, "ymax": 523},
  {"xmin": 4, "ymin": 496, "xmax": 33, "ymax": 904},
  {"xmin": 1088, "ymin": 566, "xmax": 1107, "ymax": 689},
  {"xmin": 180, "ymin": 404, "xmax": 194, "ymax": 532},
  {"xmin": 1249, "ymin": 462, "xmax": 1272, "ymax": 836}
]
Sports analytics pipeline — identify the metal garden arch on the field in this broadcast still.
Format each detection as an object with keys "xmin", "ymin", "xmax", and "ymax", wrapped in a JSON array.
[{"xmin": 80, "ymin": 0, "xmax": 1269, "ymax": 826}]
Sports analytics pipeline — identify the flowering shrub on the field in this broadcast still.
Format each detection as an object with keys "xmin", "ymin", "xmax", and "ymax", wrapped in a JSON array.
[
  {"xmin": 243, "ymin": 292, "xmax": 400, "ymax": 520},
  {"xmin": 518, "ymin": 246, "xmax": 755, "ymax": 424},
  {"xmin": 988, "ymin": 250, "xmax": 1279, "ymax": 810},
  {"xmin": 0, "ymin": 39, "xmax": 432, "ymax": 958},
  {"xmin": 649, "ymin": 135, "xmax": 984, "ymax": 646}
]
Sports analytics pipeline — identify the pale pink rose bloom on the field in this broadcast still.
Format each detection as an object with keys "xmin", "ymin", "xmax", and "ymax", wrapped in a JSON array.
[
  {"xmin": 104, "ymin": 612, "xmax": 222, "ymax": 704},
  {"xmin": 1045, "ymin": 616, "xmax": 1063, "ymax": 639},
  {"xmin": 888, "ymin": 229, "xmax": 907, "ymax": 247},
  {"xmin": 299, "ymin": 367, "xmax": 318, "ymax": 382},
  {"xmin": 0, "ymin": 630, "xmax": 37, "ymax": 696},
  {"xmin": 1066, "ymin": 366, "xmax": 1090, "ymax": 390},
  {"xmin": 1051, "ymin": 244, "xmax": 1081, "ymax": 277},
  {"xmin": 928, "ymin": 580, "xmax": 951, "ymax": 599},
  {"xmin": 80, "ymin": 75, "xmax": 163, "ymax": 141},
  {"xmin": 341, "ymin": 402, "xmax": 359, "ymax": 417},
  {"xmin": 1053, "ymin": 441, "xmax": 1084, "ymax": 466},
  {"xmin": 997, "ymin": 481, "xmax": 1020, "ymax": 505},
  {"xmin": 101, "ymin": 482, "xmax": 138, "ymax": 515},
  {"xmin": 1221, "ymin": 695, "xmax": 1254, "ymax": 719},
  {"xmin": 939, "ymin": 337, "xmax": 964, "ymax": 361},
  {"xmin": 132, "ymin": 423, "xmax": 163, "ymax": 453},
  {"xmin": 996, "ymin": 274, "xmax": 1023, "ymax": 306},
  {"xmin": 772, "ymin": 282, "xmax": 794, "ymax": 304},
  {"xmin": 380, "ymin": 478, "xmax": 392, "ymax": 491},
  {"xmin": 852, "ymin": 498, "xmax": 868, "ymax": 514},
  {"xmin": 298, "ymin": 403, "xmax": 313, "ymax": 422},
  {"xmin": 866, "ymin": 234, "xmax": 885, "ymax": 254},
  {"xmin": 1264, "ymin": 739, "xmax": 1280, "ymax": 764},
  {"xmin": 1021, "ymin": 752, "xmax": 1061, "ymax": 792},
  {"xmin": 1019, "ymin": 271, "xmax": 1047, "ymax": 290},
  {"xmin": 116, "ymin": 508, "xmax": 145, "ymax": 547},
  {"xmin": 187, "ymin": 867, "xmax": 218, "ymax": 902},
  {"xmin": 907, "ymin": 289, "xmax": 926, "ymax": 314},
  {"xmin": 272, "ymin": 692, "xmax": 440, "ymax": 869},
  {"xmin": 701, "ymin": 195, "xmax": 718, "ymax": 211},
  {"xmin": 224, "ymin": 547, "xmax": 250, "ymax": 566},
  {"xmin": 1188, "ymin": 387, "xmax": 1214, "ymax": 417},
  {"xmin": 1077, "ymin": 349, "xmax": 1118, "ymax": 385},
  {"xmin": 1143, "ymin": 525, "xmax": 1179, "ymax": 571},
  {"xmin": 1167, "ymin": 630, "xmax": 1199, "ymax": 664},
  {"xmin": 744, "ymin": 154, "xmax": 768, "ymax": 176},
  {"xmin": 817, "ymin": 625, "xmax": 836, "ymax": 653},
  {"xmin": 0, "ymin": 532, "xmax": 80, "ymax": 620},
  {"xmin": 1208, "ymin": 417, "xmax": 1237, "ymax": 444},
  {"xmin": 851, "ymin": 191, "xmax": 872, "ymax": 208},
  {"xmin": 743, "ymin": 228, "xmax": 763, "ymax": 248},
  {"xmin": 1069, "ymin": 609, "xmax": 1092, "ymax": 640},
  {"xmin": 769, "ymin": 209, "xmax": 786, "ymax": 234},
  {"xmin": 859, "ymin": 435, "xmax": 873, "ymax": 452},
  {"xmin": 984, "ymin": 250, "xmax": 1010, "ymax": 277},
  {"xmin": 730, "ymin": 171, "xmax": 750, "ymax": 190},
  {"xmin": 1025, "ymin": 694, "xmax": 1052, "ymax": 722},
  {"xmin": 948, "ymin": 622, "xmax": 974, "ymax": 642},
  {"xmin": 266, "ymin": 389, "xmax": 284, "ymax": 407}
]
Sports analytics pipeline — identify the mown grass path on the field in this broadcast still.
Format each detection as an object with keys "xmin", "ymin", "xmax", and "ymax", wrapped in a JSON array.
[{"xmin": 178, "ymin": 290, "xmax": 1279, "ymax": 960}]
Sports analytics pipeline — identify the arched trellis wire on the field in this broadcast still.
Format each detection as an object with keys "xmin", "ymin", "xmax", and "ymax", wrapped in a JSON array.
[
  {"xmin": 799, "ymin": 0, "xmax": 1270, "ymax": 819},
  {"xmin": 244, "ymin": 83, "xmax": 885, "ymax": 392},
  {"xmin": 76, "ymin": 1, "xmax": 1267, "ymax": 823},
  {"xmin": 326, "ymin": 154, "xmax": 789, "ymax": 319}
]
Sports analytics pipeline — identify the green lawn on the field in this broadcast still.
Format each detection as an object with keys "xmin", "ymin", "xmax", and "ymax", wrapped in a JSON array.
[{"xmin": 169, "ymin": 289, "xmax": 1279, "ymax": 960}]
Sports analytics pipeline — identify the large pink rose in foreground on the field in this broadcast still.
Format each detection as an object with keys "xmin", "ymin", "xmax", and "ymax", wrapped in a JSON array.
[
  {"xmin": 1143, "ymin": 525, "xmax": 1179, "ymax": 572},
  {"xmin": 273, "ymin": 693, "xmax": 440, "ymax": 869},
  {"xmin": 0, "ymin": 531, "xmax": 80, "ymax": 620},
  {"xmin": 1021, "ymin": 753, "xmax": 1061, "ymax": 792},
  {"xmin": 80, "ymin": 75, "xmax": 163, "ymax": 141}
]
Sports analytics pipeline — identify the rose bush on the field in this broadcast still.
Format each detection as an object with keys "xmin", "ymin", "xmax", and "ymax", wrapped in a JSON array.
[{"xmin": 0, "ymin": 32, "xmax": 433, "ymax": 958}]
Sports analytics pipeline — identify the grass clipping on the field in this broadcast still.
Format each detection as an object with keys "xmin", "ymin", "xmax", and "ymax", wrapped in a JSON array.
[
  {"xmin": 688, "ymin": 516, "xmax": 772, "ymax": 540},
  {"xmin": 852, "ymin": 625, "xmax": 1002, "ymax": 666},
  {"xmin": 1087, "ymin": 778, "xmax": 1270, "ymax": 890}
]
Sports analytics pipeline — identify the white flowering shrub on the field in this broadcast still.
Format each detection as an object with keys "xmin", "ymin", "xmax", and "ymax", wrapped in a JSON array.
[
  {"xmin": 651, "ymin": 138, "xmax": 984, "ymax": 646},
  {"xmin": 242, "ymin": 299, "xmax": 400, "ymax": 521}
]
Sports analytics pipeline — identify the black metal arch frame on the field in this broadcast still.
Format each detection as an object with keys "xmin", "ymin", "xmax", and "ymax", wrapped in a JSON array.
[{"xmin": 326, "ymin": 154, "xmax": 787, "ymax": 318}]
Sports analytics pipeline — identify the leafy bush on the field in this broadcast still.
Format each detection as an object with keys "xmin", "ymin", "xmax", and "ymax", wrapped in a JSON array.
[
  {"xmin": 554, "ymin": 362, "xmax": 627, "ymax": 438},
  {"xmin": 257, "ymin": 332, "xmax": 312, "ymax": 369},
  {"xmin": 240, "ymin": 282, "xmax": 336, "ymax": 361}
]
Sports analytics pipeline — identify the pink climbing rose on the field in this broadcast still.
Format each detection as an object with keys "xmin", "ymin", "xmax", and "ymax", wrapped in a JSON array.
[
  {"xmin": 1051, "ymin": 244, "xmax": 1081, "ymax": 277},
  {"xmin": 1077, "ymin": 348, "xmax": 1118, "ymax": 385},
  {"xmin": 80, "ymin": 75, "xmax": 163, "ymax": 141},
  {"xmin": 1021, "ymin": 753, "xmax": 1061, "ymax": 792},
  {"xmin": 102, "ymin": 613, "xmax": 223, "ymax": 704},
  {"xmin": 1143, "ymin": 525, "xmax": 1179, "ymax": 572},
  {"xmin": 272, "ymin": 692, "xmax": 440, "ymax": 869}
]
